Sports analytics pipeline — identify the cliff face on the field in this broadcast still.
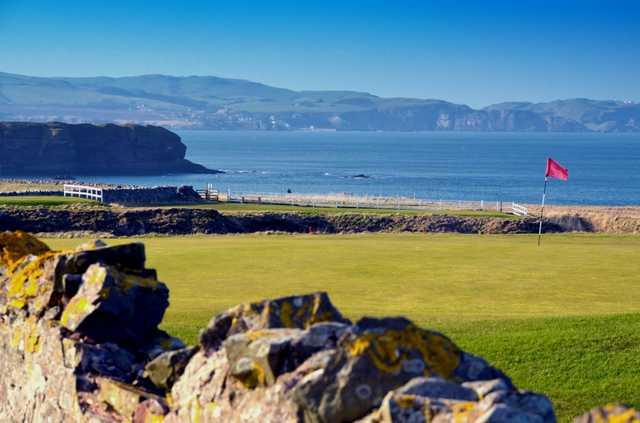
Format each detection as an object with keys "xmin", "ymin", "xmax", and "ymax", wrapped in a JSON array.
[{"xmin": 0, "ymin": 122, "xmax": 219, "ymax": 175}]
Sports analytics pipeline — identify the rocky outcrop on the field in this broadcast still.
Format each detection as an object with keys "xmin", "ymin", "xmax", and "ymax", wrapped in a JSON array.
[
  {"xmin": 0, "ymin": 208, "xmax": 563, "ymax": 235},
  {"xmin": 0, "ymin": 122, "xmax": 220, "ymax": 175},
  {"xmin": 101, "ymin": 185, "xmax": 204, "ymax": 205},
  {"xmin": 0, "ymin": 231, "xmax": 556, "ymax": 422}
]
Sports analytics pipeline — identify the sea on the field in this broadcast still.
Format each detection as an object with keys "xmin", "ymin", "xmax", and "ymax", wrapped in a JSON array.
[{"xmin": 81, "ymin": 131, "xmax": 640, "ymax": 206}]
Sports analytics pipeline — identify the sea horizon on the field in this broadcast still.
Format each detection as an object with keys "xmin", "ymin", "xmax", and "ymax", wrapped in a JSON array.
[{"xmin": 51, "ymin": 130, "xmax": 640, "ymax": 206}]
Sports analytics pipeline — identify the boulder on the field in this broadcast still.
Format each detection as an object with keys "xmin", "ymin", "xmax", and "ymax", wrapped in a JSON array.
[
  {"xmin": 144, "ymin": 346, "xmax": 199, "ymax": 390},
  {"xmin": 0, "ymin": 231, "xmax": 183, "ymax": 421},
  {"xmin": 200, "ymin": 291, "xmax": 351, "ymax": 351},
  {"xmin": 170, "ymin": 311, "xmax": 554, "ymax": 423}
]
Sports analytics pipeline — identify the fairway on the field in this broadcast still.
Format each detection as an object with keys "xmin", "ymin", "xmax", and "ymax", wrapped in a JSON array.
[{"xmin": 45, "ymin": 233, "xmax": 640, "ymax": 421}]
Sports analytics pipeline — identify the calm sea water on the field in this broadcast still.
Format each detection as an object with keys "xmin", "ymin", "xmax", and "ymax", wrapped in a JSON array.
[{"xmin": 83, "ymin": 131, "xmax": 640, "ymax": 205}]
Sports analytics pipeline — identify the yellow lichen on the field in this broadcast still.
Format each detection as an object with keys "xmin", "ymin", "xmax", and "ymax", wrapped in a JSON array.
[
  {"xmin": 205, "ymin": 402, "xmax": 221, "ymax": 420},
  {"xmin": 190, "ymin": 398, "xmax": 202, "ymax": 423},
  {"xmin": 345, "ymin": 324, "xmax": 460, "ymax": 377},
  {"xmin": 233, "ymin": 360, "xmax": 266, "ymax": 389},
  {"xmin": 0, "ymin": 231, "xmax": 50, "ymax": 269},
  {"xmin": 145, "ymin": 414, "xmax": 165, "ymax": 423},
  {"xmin": 98, "ymin": 378, "xmax": 151, "ymax": 420},
  {"xmin": 245, "ymin": 330, "xmax": 271, "ymax": 341},
  {"xmin": 6, "ymin": 251, "xmax": 57, "ymax": 311},
  {"xmin": 124, "ymin": 273, "xmax": 158, "ymax": 290},
  {"xmin": 25, "ymin": 329, "xmax": 41, "ymax": 353},
  {"xmin": 60, "ymin": 296, "xmax": 93, "ymax": 329},
  {"xmin": 9, "ymin": 315, "xmax": 41, "ymax": 353},
  {"xmin": 84, "ymin": 264, "xmax": 108, "ymax": 287},
  {"xmin": 279, "ymin": 301, "xmax": 295, "ymax": 328},
  {"xmin": 277, "ymin": 293, "xmax": 335, "ymax": 329},
  {"xmin": 394, "ymin": 394, "xmax": 418, "ymax": 409},
  {"xmin": 10, "ymin": 323, "xmax": 23, "ymax": 349},
  {"xmin": 597, "ymin": 405, "xmax": 640, "ymax": 423},
  {"xmin": 451, "ymin": 401, "xmax": 477, "ymax": 423}
]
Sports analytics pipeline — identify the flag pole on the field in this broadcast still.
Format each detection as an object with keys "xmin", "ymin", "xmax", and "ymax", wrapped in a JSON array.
[{"xmin": 537, "ymin": 176, "xmax": 548, "ymax": 246}]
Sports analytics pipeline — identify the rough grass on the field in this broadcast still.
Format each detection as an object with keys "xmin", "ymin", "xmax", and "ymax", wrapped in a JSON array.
[
  {"xmin": 0, "ymin": 195, "xmax": 94, "ymax": 207},
  {"xmin": 45, "ymin": 233, "xmax": 640, "ymax": 421},
  {"xmin": 0, "ymin": 181, "xmax": 64, "ymax": 192}
]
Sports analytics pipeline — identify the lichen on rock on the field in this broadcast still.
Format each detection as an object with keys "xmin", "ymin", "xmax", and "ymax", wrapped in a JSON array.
[
  {"xmin": 0, "ymin": 230, "xmax": 50, "ymax": 269},
  {"xmin": 0, "ymin": 231, "xmax": 178, "ymax": 422}
]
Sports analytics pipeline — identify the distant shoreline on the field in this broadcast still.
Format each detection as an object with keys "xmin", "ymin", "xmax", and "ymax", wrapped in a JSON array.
[
  {"xmin": 2, "ymin": 72, "xmax": 639, "ymax": 133},
  {"xmin": 3, "ymin": 178, "xmax": 640, "ymax": 210}
]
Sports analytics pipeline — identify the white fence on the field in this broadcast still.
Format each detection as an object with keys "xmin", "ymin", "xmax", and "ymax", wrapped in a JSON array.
[
  {"xmin": 63, "ymin": 184, "xmax": 103, "ymax": 202},
  {"xmin": 510, "ymin": 202, "xmax": 529, "ymax": 216},
  {"xmin": 196, "ymin": 184, "xmax": 219, "ymax": 201},
  {"xmin": 206, "ymin": 190, "xmax": 511, "ymax": 212}
]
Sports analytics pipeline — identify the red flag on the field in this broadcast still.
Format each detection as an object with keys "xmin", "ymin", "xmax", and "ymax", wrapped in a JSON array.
[{"xmin": 545, "ymin": 158, "xmax": 568, "ymax": 181}]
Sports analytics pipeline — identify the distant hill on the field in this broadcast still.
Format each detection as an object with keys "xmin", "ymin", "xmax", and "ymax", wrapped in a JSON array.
[{"xmin": 1, "ymin": 72, "xmax": 638, "ymax": 132}]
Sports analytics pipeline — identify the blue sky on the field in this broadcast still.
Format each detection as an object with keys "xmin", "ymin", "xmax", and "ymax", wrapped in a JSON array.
[{"xmin": 1, "ymin": 0, "xmax": 638, "ymax": 107}]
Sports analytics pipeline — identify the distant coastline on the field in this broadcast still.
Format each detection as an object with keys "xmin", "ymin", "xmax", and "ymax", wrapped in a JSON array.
[{"xmin": 1, "ymin": 72, "xmax": 638, "ymax": 133}]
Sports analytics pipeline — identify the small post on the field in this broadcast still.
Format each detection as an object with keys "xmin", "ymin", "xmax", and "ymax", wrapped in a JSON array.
[{"xmin": 538, "ymin": 177, "xmax": 549, "ymax": 246}]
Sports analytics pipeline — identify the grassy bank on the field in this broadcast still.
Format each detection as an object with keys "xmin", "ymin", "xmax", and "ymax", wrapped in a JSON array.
[
  {"xmin": 45, "ymin": 233, "xmax": 640, "ymax": 420},
  {"xmin": 0, "ymin": 195, "xmax": 94, "ymax": 207}
]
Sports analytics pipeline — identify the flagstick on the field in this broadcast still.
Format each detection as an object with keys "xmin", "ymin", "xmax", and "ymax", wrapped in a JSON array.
[{"xmin": 537, "ymin": 177, "xmax": 548, "ymax": 246}]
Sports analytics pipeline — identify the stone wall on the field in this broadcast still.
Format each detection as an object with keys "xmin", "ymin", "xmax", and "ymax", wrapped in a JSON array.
[
  {"xmin": 101, "ymin": 185, "xmax": 202, "ymax": 205},
  {"xmin": 0, "ymin": 208, "xmax": 561, "ymax": 235},
  {"xmin": 0, "ymin": 231, "xmax": 632, "ymax": 422}
]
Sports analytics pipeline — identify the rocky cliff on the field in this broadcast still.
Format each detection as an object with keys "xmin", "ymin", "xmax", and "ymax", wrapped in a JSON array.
[
  {"xmin": 0, "ymin": 122, "xmax": 219, "ymax": 175},
  {"xmin": 0, "ymin": 231, "xmax": 558, "ymax": 422}
]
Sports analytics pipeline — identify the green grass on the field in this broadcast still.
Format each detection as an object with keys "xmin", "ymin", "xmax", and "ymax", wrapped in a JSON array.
[
  {"xmin": 171, "ymin": 201, "xmax": 513, "ymax": 218},
  {"xmin": 0, "ymin": 195, "xmax": 94, "ymax": 207},
  {"xmin": 44, "ymin": 233, "xmax": 640, "ymax": 421}
]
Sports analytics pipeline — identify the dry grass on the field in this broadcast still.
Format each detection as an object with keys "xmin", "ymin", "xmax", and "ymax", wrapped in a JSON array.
[{"xmin": 0, "ymin": 180, "xmax": 65, "ymax": 192}]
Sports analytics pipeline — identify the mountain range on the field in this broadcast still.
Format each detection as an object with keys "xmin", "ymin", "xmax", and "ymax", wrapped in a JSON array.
[{"xmin": 1, "ymin": 72, "xmax": 638, "ymax": 132}]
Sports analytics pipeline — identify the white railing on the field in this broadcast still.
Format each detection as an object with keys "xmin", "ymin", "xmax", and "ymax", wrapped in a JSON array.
[
  {"xmin": 63, "ymin": 184, "xmax": 103, "ymax": 202},
  {"xmin": 196, "ymin": 183, "xmax": 219, "ymax": 201},
  {"xmin": 511, "ymin": 202, "xmax": 528, "ymax": 216},
  {"xmin": 202, "ymin": 188, "xmax": 512, "ymax": 213}
]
